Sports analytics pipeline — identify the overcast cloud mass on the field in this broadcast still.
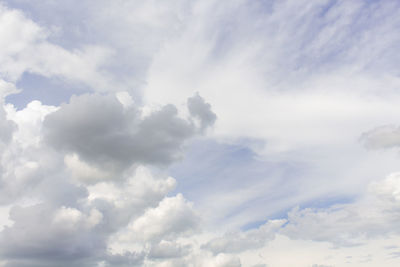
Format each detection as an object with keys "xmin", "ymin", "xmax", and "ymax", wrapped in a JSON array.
[{"xmin": 1, "ymin": 0, "xmax": 400, "ymax": 266}]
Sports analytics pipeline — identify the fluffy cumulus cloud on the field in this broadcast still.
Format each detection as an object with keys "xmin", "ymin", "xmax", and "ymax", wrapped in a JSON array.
[
  {"xmin": 2, "ymin": 1, "xmax": 400, "ymax": 267},
  {"xmin": 0, "ymin": 204, "xmax": 105, "ymax": 267},
  {"xmin": 43, "ymin": 93, "xmax": 215, "ymax": 173},
  {"xmin": 128, "ymin": 194, "xmax": 199, "ymax": 242},
  {"xmin": 0, "ymin": 91, "xmax": 214, "ymax": 266}
]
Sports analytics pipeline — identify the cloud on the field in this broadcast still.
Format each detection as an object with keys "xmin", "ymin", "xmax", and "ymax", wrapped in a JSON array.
[
  {"xmin": 361, "ymin": 125, "xmax": 400, "ymax": 150},
  {"xmin": 0, "ymin": 81, "xmax": 17, "ymax": 147},
  {"xmin": 280, "ymin": 172, "xmax": 400, "ymax": 246},
  {"xmin": 142, "ymin": 0, "xmax": 400, "ymax": 165},
  {"xmin": 2, "ymin": 0, "xmax": 196, "ymax": 99},
  {"xmin": 0, "ymin": 92, "xmax": 212, "ymax": 267},
  {"xmin": 207, "ymin": 253, "xmax": 242, "ymax": 267},
  {"xmin": 0, "ymin": 3, "xmax": 113, "ymax": 91},
  {"xmin": 0, "ymin": 105, "xmax": 15, "ymax": 145},
  {"xmin": 0, "ymin": 100, "xmax": 59, "ymax": 204},
  {"xmin": 131, "ymin": 0, "xmax": 400, "ymax": 236},
  {"xmin": 203, "ymin": 219, "xmax": 285, "ymax": 254},
  {"xmin": 2, "ymin": 1, "xmax": 400, "ymax": 267},
  {"xmin": 148, "ymin": 240, "xmax": 191, "ymax": 259},
  {"xmin": 43, "ymin": 93, "xmax": 214, "ymax": 175},
  {"xmin": 0, "ymin": 203, "xmax": 105, "ymax": 266},
  {"xmin": 0, "ymin": 91, "xmax": 205, "ymax": 266},
  {"xmin": 128, "ymin": 194, "xmax": 199, "ymax": 243},
  {"xmin": 0, "ymin": 79, "xmax": 19, "ymax": 99},
  {"xmin": 187, "ymin": 92, "xmax": 217, "ymax": 132},
  {"xmin": 102, "ymin": 252, "xmax": 145, "ymax": 267},
  {"xmin": 85, "ymin": 167, "xmax": 178, "ymax": 234},
  {"xmin": 0, "ymin": 163, "xmax": 187, "ymax": 266}
]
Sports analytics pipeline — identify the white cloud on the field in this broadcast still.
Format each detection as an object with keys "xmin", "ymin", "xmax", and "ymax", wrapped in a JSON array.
[
  {"xmin": 135, "ymin": 0, "xmax": 400, "ymax": 231},
  {"xmin": 0, "ymin": 101, "xmax": 57, "ymax": 203},
  {"xmin": 0, "ymin": 3, "xmax": 113, "ymax": 91},
  {"xmin": 206, "ymin": 253, "xmax": 242, "ymax": 267},
  {"xmin": 129, "ymin": 194, "xmax": 199, "ymax": 243},
  {"xmin": 143, "ymin": 0, "xmax": 400, "ymax": 155},
  {"xmin": 280, "ymin": 173, "xmax": 400, "ymax": 246}
]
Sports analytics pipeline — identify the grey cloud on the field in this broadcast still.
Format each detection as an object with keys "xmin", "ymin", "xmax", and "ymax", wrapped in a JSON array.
[
  {"xmin": 102, "ymin": 251, "xmax": 145, "ymax": 267},
  {"xmin": 0, "ymin": 146, "xmax": 64, "ymax": 205},
  {"xmin": 360, "ymin": 125, "xmax": 400, "ymax": 149},
  {"xmin": 86, "ymin": 170, "xmax": 177, "ymax": 233},
  {"xmin": 148, "ymin": 240, "xmax": 192, "ymax": 259},
  {"xmin": 43, "ymin": 93, "xmax": 214, "ymax": 174},
  {"xmin": 1, "ymin": 259, "xmax": 97, "ymax": 267},
  {"xmin": 0, "ymin": 137, "xmax": 90, "ymax": 205},
  {"xmin": 0, "ymin": 200, "xmax": 147, "ymax": 267},
  {"xmin": 1, "ymin": 252, "xmax": 144, "ymax": 267},
  {"xmin": 187, "ymin": 92, "xmax": 217, "ymax": 132},
  {"xmin": 0, "ymin": 168, "xmax": 178, "ymax": 267},
  {"xmin": 36, "ymin": 176, "xmax": 88, "ymax": 207},
  {"xmin": 0, "ymin": 106, "xmax": 16, "ymax": 145},
  {"xmin": 0, "ymin": 102, "xmax": 189, "ymax": 267},
  {"xmin": 0, "ymin": 203, "xmax": 106, "ymax": 266},
  {"xmin": 0, "ymin": 105, "xmax": 17, "ymax": 204},
  {"xmin": 43, "ymin": 93, "xmax": 141, "ymax": 170}
]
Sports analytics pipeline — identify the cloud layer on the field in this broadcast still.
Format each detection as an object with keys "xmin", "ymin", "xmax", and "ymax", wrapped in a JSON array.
[{"xmin": 1, "ymin": 1, "xmax": 400, "ymax": 266}]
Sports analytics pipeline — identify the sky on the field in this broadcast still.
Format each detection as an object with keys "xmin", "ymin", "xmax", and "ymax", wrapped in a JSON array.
[{"xmin": 1, "ymin": 0, "xmax": 400, "ymax": 266}]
